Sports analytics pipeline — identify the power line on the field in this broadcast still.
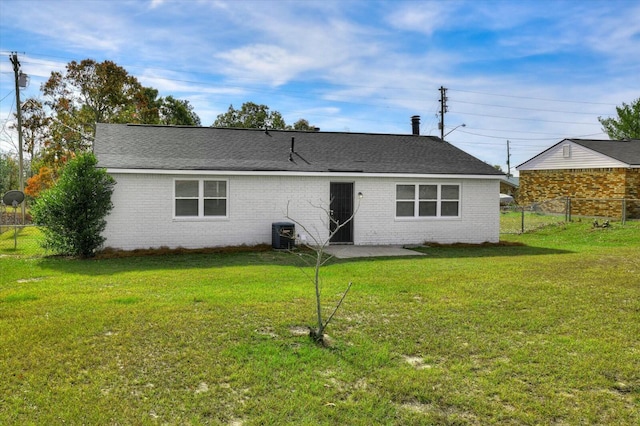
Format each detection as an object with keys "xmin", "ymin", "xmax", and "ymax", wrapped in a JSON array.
[
  {"xmin": 462, "ymin": 126, "xmax": 576, "ymax": 136},
  {"xmin": 2, "ymin": 51, "xmax": 620, "ymax": 144},
  {"xmin": 450, "ymin": 88, "xmax": 618, "ymax": 106},
  {"xmin": 0, "ymin": 90, "xmax": 15, "ymax": 103},
  {"xmin": 456, "ymin": 128, "xmax": 606, "ymax": 141},
  {"xmin": 9, "ymin": 52, "xmax": 619, "ymax": 118},
  {"xmin": 452, "ymin": 99, "xmax": 611, "ymax": 116},
  {"xmin": 455, "ymin": 110, "xmax": 602, "ymax": 126}
]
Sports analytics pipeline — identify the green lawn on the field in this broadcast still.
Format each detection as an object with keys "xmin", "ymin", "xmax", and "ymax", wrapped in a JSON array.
[
  {"xmin": 499, "ymin": 210, "xmax": 566, "ymax": 234},
  {"xmin": 0, "ymin": 226, "xmax": 45, "ymax": 257},
  {"xmin": 1, "ymin": 222, "xmax": 639, "ymax": 424}
]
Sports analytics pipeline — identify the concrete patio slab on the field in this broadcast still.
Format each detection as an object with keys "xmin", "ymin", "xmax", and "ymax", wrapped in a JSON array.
[{"xmin": 324, "ymin": 245, "xmax": 426, "ymax": 259}]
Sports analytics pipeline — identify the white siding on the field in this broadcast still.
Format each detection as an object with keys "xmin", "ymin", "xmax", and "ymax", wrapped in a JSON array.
[
  {"xmin": 103, "ymin": 173, "xmax": 500, "ymax": 250},
  {"xmin": 518, "ymin": 141, "xmax": 628, "ymax": 171}
]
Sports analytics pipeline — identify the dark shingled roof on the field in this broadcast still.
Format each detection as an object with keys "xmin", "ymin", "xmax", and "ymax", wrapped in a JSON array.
[
  {"xmin": 569, "ymin": 139, "xmax": 640, "ymax": 165},
  {"xmin": 93, "ymin": 123, "xmax": 504, "ymax": 176}
]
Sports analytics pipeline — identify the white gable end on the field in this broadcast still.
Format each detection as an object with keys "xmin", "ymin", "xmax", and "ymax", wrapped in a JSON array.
[{"xmin": 517, "ymin": 141, "xmax": 630, "ymax": 171}]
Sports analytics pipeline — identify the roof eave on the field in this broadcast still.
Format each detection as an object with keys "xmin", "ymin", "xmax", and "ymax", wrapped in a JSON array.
[{"xmin": 104, "ymin": 168, "xmax": 504, "ymax": 180}]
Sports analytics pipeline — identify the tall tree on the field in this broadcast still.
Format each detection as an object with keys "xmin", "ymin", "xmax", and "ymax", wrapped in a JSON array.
[
  {"xmin": 160, "ymin": 96, "xmax": 201, "ymax": 126},
  {"xmin": 0, "ymin": 153, "xmax": 19, "ymax": 195},
  {"xmin": 213, "ymin": 102, "xmax": 287, "ymax": 129},
  {"xmin": 41, "ymin": 59, "xmax": 144, "ymax": 155},
  {"xmin": 17, "ymin": 98, "xmax": 50, "ymax": 160},
  {"xmin": 24, "ymin": 166, "xmax": 56, "ymax": 198},
  {"xmin": 31, "ymin": 59, "xmax": 201, "ymax": 188},
  {"xmin": 47, "ymin": 60, "xmax": 143, "ymax": 127},
  {"xmin": 598, "ymin": 98, "xmax": 640, "ymax": 140},
  {"xmin": 133, "ymin": 87, "xmax": 162, "ymax": 125},
  {"xmin": 290, "ymin": 118, "xmax": 316, "ymax": 131}
]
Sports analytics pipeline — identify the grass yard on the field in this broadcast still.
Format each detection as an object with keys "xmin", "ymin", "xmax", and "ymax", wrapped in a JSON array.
[
  {"xmin": 0, "ymin": 226, "xmax": 45, "ymax": 257},
  {"xmin": 499, "ymin": 210, "xmax": 566, "ymax": 234},
  {"xmin": 1, "ymin": 222, "xmax": 639, "ymax": 424}
]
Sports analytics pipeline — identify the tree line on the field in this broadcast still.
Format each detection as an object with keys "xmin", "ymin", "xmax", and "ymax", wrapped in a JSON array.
[
  {"xmin": 1, "ymin": 57, "xmax": 638, "ymax": 199},
  {"xmin": 1, "ymin": 58, "xmax": 316, "ymax": 198},
  {"xmin": 3, "ymin": 59, "xmax": 200, "ymax": 197}
]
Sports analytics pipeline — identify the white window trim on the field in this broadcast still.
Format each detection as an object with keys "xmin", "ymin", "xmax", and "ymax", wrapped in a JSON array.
[
  {"xmin": 173, "ymin": 178, "xmax": 229, "ymax": 220},
  {"xmin": 395, "ymin": 183, "xmax": 461, "ymax": 219}
]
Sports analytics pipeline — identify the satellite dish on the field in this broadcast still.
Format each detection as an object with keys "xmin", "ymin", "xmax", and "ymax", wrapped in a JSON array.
[{"xmin": 2, "ymin": 190, "xmax": 25, "ymax": 208}]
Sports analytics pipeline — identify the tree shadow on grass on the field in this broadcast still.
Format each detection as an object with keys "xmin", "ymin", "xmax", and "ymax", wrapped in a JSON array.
[
  {"xmin": 30, "ymin": 244, "xmax": 319, "ymax": 277},
  {"xmin": 405, "ymin": 241, "xmax": 573, "ymax": 259},
  {"xmin": 31, "ymin": 241, "xmax": 572, "ymax": 277},
  {"xmin": 327, "ymin": 244, "xmax": 572, "ymax": 265}
]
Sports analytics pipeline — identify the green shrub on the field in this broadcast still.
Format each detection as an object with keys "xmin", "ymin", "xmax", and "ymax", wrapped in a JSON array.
[{"xmin": 31, "ymin": 153, "xmax": 115, "ymax": 257}]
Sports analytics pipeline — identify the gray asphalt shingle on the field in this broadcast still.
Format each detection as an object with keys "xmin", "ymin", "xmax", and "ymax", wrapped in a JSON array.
[
  {"xmin": 570, "ymin": 139, "xmax": 640, "ymax": 165},
  {"xmin": 93, "ymin": 123, "xmax": 504, "ymax": 176}
]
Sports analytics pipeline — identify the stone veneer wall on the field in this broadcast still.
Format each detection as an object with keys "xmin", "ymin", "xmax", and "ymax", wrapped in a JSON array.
[
  {"xmin": 624, "ymin": 168, "xmax": 640, "ymax": 218},
  {"xmin": 518, "ymin": 168, "xmax": 640, "ymax": 219}
]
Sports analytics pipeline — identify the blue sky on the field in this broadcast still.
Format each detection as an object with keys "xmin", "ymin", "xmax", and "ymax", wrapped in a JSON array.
[{"xmin": 1, "ymin": 0, "xmax": 639, "ymax": 174}]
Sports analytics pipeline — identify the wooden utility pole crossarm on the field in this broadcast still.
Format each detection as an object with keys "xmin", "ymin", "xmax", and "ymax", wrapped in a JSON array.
[{"xmin": 439, "ymin": 86, "xmax": 448, "ymax": 141}]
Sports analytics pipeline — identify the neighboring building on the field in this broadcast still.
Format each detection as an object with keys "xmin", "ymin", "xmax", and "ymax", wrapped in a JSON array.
[
  {"xmin": 500, "ymin": 176, "xmax": 519, "ymax": 197},
  {"xmin": 516, "ymin": 139, "xmax": 640, "ymax": 219},
  {"xmin": 93, "ymin": 121, "xmax": 505, "ymax": 251}
]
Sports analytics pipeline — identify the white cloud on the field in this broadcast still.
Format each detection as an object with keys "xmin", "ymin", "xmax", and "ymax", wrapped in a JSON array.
[
  {"xmin": 216, "ymin": 44, "xmax": 315, "ymax": 86},
  {"xmin": 8, "ymin": 4, "xmax": 125, "ymax": 54},
  {"xmin": 386, "ymin": 6, "xmax": 448, "ymax": 36},
  {"xmin": 148, "ymin": 0, "xmax": 166, "ymax": 9},
  {"xmin": 1, "ymin": 0, "xmax": 637, "ymax": 169}
]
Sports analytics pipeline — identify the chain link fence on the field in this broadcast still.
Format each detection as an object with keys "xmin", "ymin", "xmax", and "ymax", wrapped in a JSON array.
[
  {"xmin": 501, "ymin": 198, "xmax": 568, "ymax": 234},
  {"xmin": 1, "ymin": 205, "xmax": 45, "ymax": 256},
  {"xmin": 500, "ymin": 196, "xmax": 639, "ymax": 234},
  {"xmin": 0, "ymin": 224, "xmax": 46, "ymax": 256}
]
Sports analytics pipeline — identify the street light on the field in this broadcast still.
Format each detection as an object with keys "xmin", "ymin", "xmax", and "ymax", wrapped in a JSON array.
[{"xmin": 444, "ymin": 123, "xmax": 466, "ymax": 139}]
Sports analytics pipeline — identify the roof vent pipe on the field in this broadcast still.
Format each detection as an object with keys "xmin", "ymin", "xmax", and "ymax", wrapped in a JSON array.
[
  {"xmin": 411, "ymin": 115, "xmax": 420, "ymax": 135},
  {"xmin": 289, "ymin": 137, "xmax": 295, "ymax": 162}
]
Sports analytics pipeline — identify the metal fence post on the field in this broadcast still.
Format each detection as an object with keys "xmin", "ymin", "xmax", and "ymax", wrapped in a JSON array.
[
  {"xmin": 622, "ymin": 198, "xmax": 626, "ymax": 225},
  {"xmin": 521, "ymin": 206, "xmax": 525, "ymax": 234}
]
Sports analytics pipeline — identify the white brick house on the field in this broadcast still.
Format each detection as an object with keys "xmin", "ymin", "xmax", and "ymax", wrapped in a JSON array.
[{"xmin": 93, "ymin": 123, "xmax": 504, "ymax": 250}]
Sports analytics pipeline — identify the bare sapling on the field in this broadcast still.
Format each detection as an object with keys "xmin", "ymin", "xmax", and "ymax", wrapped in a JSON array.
[{"xmin": 285, "ymin": 196, "xmax": 361, "ymax": 345}]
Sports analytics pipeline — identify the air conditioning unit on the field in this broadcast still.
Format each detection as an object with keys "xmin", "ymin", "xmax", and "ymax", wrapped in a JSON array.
[{"xmin": 272, "ymin": 222, "xmax": 295, "ymax": 250}]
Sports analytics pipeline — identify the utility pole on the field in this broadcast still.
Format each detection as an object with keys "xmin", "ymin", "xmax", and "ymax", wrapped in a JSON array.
[
  {"xmin": 438, "ymin": 86, "xmax": 448, "ymax": 141},
  {"xmin": 9, "ymin": 52, "xmax": 26, "ymax": 224},
  {"xmin": 506, "ymin": 140, "xmax": 512, "ymax": 177}
]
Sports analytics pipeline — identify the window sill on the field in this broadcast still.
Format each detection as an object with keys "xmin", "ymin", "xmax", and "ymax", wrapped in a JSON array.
[
  {"xmin": 394, "ymin": 216, "xmax": 461, "ymax": 221},
  {"xmin": 173, "ymin": 216, "xmax": 229, "ymax": 222}
]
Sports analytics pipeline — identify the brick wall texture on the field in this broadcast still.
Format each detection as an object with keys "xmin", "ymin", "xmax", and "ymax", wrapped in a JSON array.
[
  {"xmin": 518, "ymin": 168, "xmax": 640, "ymax": 219},
  {"xmin": 102, "ymin": 173, "xmax": 501, "ymax": 250},
  {"xmin": 500, "ymin": 181, "xmax": 518, "ymax": 197}
]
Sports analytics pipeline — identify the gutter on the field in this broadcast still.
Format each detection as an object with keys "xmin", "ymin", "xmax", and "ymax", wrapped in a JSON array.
[{"xmin": 103, "ymin": 168, "xmax": 505, "ymax": 180}]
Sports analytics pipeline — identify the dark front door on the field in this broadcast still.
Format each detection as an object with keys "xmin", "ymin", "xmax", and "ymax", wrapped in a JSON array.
[{"xmin": 330, "ymin": 182, "xmax": 354, "ymax": 244}]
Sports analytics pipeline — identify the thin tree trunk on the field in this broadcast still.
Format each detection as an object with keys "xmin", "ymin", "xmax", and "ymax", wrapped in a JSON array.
[{"xmin": 314, "ymin": 250, "xmax": 324, "ymax": 339}]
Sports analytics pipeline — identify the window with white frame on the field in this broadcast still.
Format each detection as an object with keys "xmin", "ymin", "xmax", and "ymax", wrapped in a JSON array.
[
  {"xmin": 175, "ymin": 179, "xmax": 227, "ymax": 217},
  {"xmin": 396, "ymin": 184, "xmax": 460, "ymax": 218}
]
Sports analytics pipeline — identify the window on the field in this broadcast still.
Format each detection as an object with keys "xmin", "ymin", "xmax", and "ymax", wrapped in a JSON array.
[
  {"xmin": 175, "ymin": 179, "xmax": 227, "ymax": 218},
  {"xmin": 396, "ymin": 184, "xmax": 460, "ymax": 218}
]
